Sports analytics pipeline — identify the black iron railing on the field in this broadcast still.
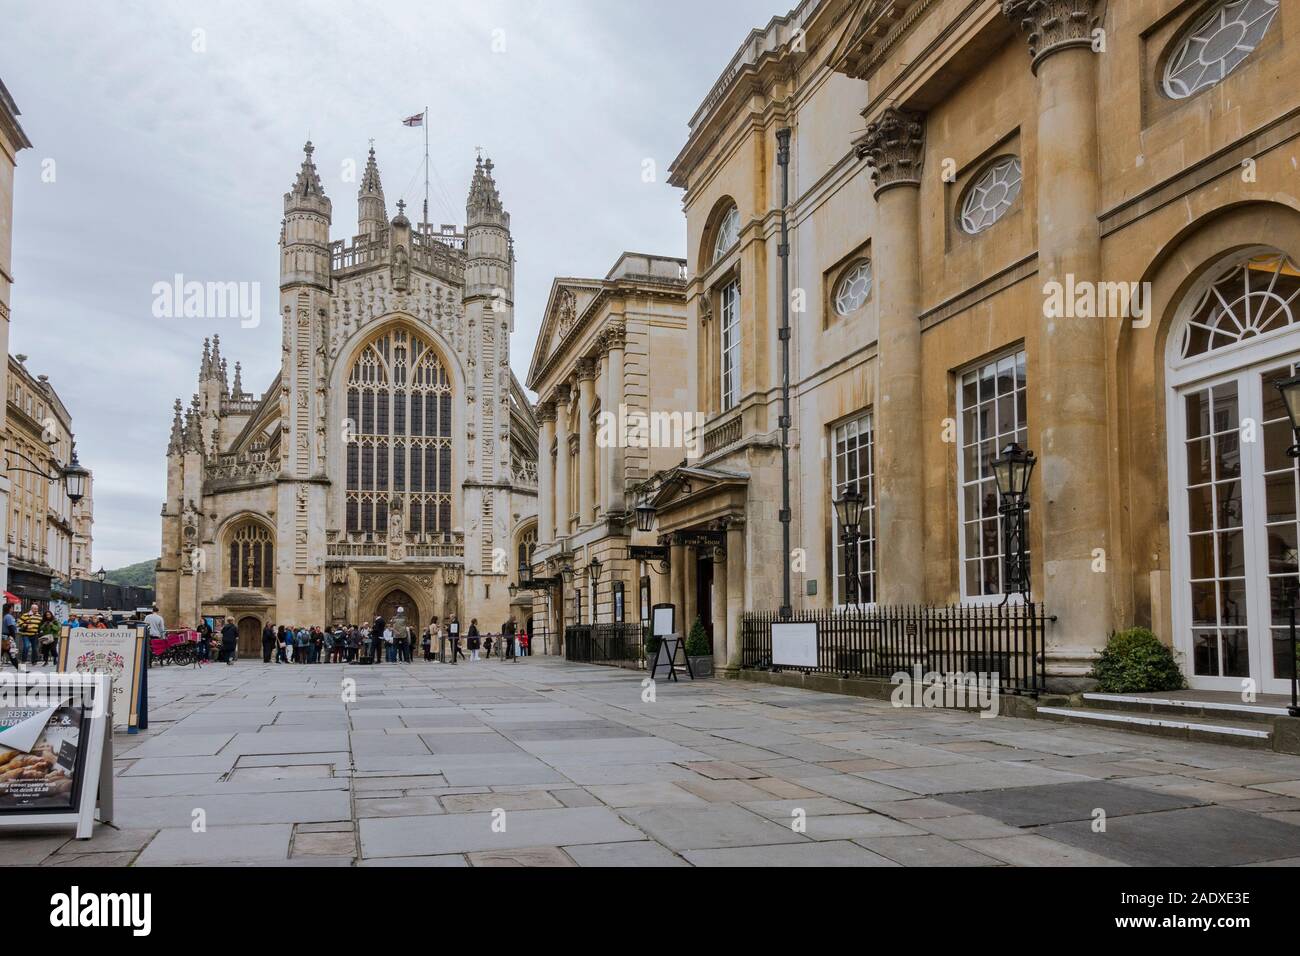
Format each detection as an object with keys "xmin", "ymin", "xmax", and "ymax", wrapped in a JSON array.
[
  {"xmin": 565, "ymin": 623, "xmax": 647, "ymax": 670},
  {"xmin": 740, "ymin": 603, "xmax": 1049, "ymax": 696}
]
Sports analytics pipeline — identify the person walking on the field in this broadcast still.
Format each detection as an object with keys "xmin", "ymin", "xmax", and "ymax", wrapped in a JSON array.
[
  {"xmin": 17, "ymin": 604, "xmax": 42, "ymax": 667},
  {"xmin": 517, "ymin": 628, "xmax": 530, "ymax": 658},
  {"xmin": 145, "ymin": 605, "xmax": 166, "ymax": 643},
  {"xmin": 220, "ymin": 617, "xmax": 238, "ymax": 665},
  {"xmin": 467, "ymin": 619, "xmax": 481, "ymax": 662},
  {"xmin": 502, "ymin": 616, "xmax": 517, "ymax": 659},
  {"xmin": 396, "ymin": 623, "xmax": 410, "ymax": 664},
  {"xmin": 2, "ymin": 603, "xmax": 18, "ymax": 669},
  {"xmin": 449, "ymin": 615, "xmax": 464, "ymax": 663},
  {"xmin": 38, "ymin": 610, "xmax": 59, "ymax": 666}
]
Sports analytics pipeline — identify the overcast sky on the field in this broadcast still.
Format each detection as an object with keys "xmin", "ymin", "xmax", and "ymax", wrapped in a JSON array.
[{"xmin": 3, "ymin": 0, "xmax": 783, "ymax": 570}]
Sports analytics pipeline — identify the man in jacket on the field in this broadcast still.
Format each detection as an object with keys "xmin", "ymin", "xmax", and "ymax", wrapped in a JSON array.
[
  {"xmin": 502, "ymin": 616, "xmax": 517, "ymax": 659},
  {"xmin": 262, "ymin": 622, "xmax": 276, "ymax": 663},
  {"xmin": 220, "ymin": 617, "xmax": 239, "ymax": 665},
  {"xmin": 17, "ymin": 603, "xmax": 42, "ymax": 666}
]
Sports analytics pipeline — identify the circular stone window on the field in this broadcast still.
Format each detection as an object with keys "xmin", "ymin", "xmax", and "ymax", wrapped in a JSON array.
[
  {"xmin": 1163, "ymin": 0, "xmax": 1280, "ymax": 100},
  {"xmin": 833, "ymin": 260, "xmax": 873, "ymax": 315},
  {"xmin": 958, "ymin": 157, "xmax": 1022, "ymax": 236}
]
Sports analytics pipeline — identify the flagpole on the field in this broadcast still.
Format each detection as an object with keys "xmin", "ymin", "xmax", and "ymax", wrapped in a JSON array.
[{"xmin": 422, "ymin": 106, "xmax": 429, "ymax": 236}]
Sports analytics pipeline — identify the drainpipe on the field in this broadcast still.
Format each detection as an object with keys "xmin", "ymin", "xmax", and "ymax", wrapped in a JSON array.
[{"xmin": 775, "ymin": 127, "xmax": 793, "ymax": 620}]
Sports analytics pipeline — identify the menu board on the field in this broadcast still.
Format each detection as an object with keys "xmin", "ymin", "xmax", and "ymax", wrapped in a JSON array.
[
  {"xmin": 0, "ymin": 703, "xmax": 86, "ymax": 813},
  {"xmin": 58, "ymin": 626, "xmax": 145, "ymax": 729}
]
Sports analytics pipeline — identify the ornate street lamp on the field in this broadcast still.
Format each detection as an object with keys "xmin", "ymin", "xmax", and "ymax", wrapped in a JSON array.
[
  {"xmin": 588, "ymin": 556, "xmax": 603, "ymax": 582},
  {"xmin": 5, "ymin": 444, "xmax": 90, "ymax": 504},
  {"xmin": 1273, "ymin": 375, "xmax": 1300, "ymax": 715},
  {"xmin": 508, "ymin": 581, "xmax": 518, "ymax": 599},
  {"xmin": 833, "ymin": 484, "xmax": 866, "ymax": 606},
  {"xmin": 96, "ymin": 566, "xmax": 107, "ymax": 585},
  {"xmin": 992, "ymin": 442, "xmax": 1036, "ymax": 601},
  {"xmin": 635, "ymin": 498, "xmax": 656, "ymax": 533}
]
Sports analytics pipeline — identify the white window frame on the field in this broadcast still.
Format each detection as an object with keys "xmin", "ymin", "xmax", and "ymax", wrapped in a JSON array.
[
  {"xmin": 719, "ymin": 278, "xmax": 741, "ymax": 412},
  {"xmin": 1165, "ymin": 251, "xmax": 1300, "ymax": 693},
  {"xmin": 955, "ymin": 348, "xmax": 1029, "ymax": 605},
  {"xmin": 830, "ymin": 412, "xmax": 876, "ymax": 608}
]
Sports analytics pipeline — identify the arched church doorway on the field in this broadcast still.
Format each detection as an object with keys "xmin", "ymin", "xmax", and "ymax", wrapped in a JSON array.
[
  {"xmin": 237, "ymin": 616, "xmax": 262, "ymax": 658},
  {"xmin": 376, "ymin": 589, "xmax": 416, "ymax": 628}
]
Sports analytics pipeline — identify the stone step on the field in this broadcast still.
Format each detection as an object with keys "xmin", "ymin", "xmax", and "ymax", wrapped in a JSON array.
[
  {"xmin": 1080, "ymin": 692, "xmax": 1286, "ymax": 724},
  {"xmin": 1037, "ymin": 705, "xmax": 1273, "ymax": 748}
]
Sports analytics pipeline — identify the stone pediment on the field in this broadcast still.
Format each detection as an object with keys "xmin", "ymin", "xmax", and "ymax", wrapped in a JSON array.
[{"xmin": 526, "ymin": 278, "xmax": 604, "ymax": 388}]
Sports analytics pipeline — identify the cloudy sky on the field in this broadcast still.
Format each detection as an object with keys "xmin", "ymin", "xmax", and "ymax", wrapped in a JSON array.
[{"xmin": 3, "ymin": 0, "xmax": 782, "ymax": 569}]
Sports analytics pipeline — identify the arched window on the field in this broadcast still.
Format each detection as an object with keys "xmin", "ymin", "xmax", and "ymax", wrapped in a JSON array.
[
  {"xmin": 228, "ymin": 521, "xmax": 273, "ymax": 589},
  {"xmin": 1178, "ymin": 253, "xmax": 1300, "ymax": 360},
  {"xmin": 346, "ymin": 327, "xmax": 454, "ymax": 536},
  {"xmin": 1163, "ymin": 0, "xmax": 1280, "ymax": 100},
  {"xmin": 959, "ymin": 157, "xmax": 1022, "ymax": 235},
  {"xmin": 712, "ymin": 204, "xmax": 740, "ymax": 264},
  {"xmin": 517, "ymin": 526, "xmax": 537, "ymax": 578}
]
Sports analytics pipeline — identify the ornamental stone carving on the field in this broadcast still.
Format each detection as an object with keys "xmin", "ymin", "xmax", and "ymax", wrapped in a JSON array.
[
  {"xmin": 1002, "ymin": 0, "xmax": 1100, "ymax": 71},
  {"xmin": 856, "ymin": 107, "xmax": 926, "ymax": 197}
]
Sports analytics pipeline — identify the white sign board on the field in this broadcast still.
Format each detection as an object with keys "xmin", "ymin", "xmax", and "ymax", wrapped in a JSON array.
[
  {"xmin": 652, "ymin": 606, "xmax": 675, "ymax": 638},
  {"xmin": 0, "ymin": 673, "xmax": 114, "ymax": 839},
  {"xmin": 772, "ymin": 622, "xmax": 818, "ymax": 668},
  {"xmin": 58, "ymin": 627, "xmax": 144, "ymax": 730}
]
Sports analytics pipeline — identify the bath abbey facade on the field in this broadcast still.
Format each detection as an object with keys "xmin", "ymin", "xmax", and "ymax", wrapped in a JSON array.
[{"xmin": 156, "ymin": 143, "xmax": 539, "ymax": 651}]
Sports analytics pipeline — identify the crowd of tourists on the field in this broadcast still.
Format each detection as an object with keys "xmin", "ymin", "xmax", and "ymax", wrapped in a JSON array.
[
  {"xmin": 1, "ymin": 600, "xmax": 119, "ymax": 668},
  {"xmin": 196, "ymin": 610, "xmax": 531, "ymax": 666}
]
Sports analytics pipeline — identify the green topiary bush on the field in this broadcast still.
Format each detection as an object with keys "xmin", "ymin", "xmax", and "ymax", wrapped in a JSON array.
[
  {"xmin": 685, "ymin": 617, "xmax": 712, "ymax": 657},
  {"xmin": 1091, "ymin": 627, "xmax": 1186, "ymax": 693}
]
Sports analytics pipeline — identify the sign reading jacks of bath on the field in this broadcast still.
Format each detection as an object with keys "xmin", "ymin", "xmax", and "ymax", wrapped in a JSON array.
[{"xmin": 57, "ymin": 626, "xmax": 145, "ymax": 730}]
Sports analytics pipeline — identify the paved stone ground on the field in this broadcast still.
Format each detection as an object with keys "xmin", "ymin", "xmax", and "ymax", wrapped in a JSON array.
[{"xmin": 10, "ymin": 656, "xmax": 1300, "ymax": 866}]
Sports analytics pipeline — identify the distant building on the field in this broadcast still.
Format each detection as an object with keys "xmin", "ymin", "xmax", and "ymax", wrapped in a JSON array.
[
  {"xmin": 4, "ymin": 354, "xmax": 84, "ymax": 604},
  {"xmin": 0, "ymin": 77, "xmax": 32, "ymax": 606}
]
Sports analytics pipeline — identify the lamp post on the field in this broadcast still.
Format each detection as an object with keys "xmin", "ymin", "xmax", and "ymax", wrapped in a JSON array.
[
  {"xmin": 992, "ymin": 442, "xmax": 1037, "ymax": 603},
  {"xmin": 833, "ymin": 484, "xmax": 866, "ymax": 606},
  {"xmin": 589, "ymin": 556, "xmax": 602, "ymax": 625},
  {"xmin": 1273, "ymin": 374, "xmax": 1300, "ymax": 715},
  {"xmin": 775, "ymin": 126, "xmax": 794, "ymax": 620}
]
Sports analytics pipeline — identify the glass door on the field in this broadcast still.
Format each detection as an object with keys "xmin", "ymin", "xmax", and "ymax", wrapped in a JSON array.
[{"xmin": 1173, "ymin": 355, "xmax": 1300, "ymax": 694}]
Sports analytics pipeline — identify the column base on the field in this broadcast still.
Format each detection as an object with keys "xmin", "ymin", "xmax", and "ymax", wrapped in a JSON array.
[{"xmin": 1045, "ymin": 645, "xmax": 1102, "ymax": 694}]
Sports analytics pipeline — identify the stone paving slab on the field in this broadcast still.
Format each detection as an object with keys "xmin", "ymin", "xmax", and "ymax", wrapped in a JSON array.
[{"xmin": 11, "ymin": 657, "xmax": 1300, "ymax": 866}]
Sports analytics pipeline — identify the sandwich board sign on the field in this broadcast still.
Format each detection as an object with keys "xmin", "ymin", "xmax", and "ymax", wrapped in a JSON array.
[
  {"xmin": 0, "ymin": 673, "xmax": 114, "ymax": 839},
  {"xmin": 57, "ymin": 625, "xmax": 146, "ymax": 731},
  {"xmin": 648, "ymin": 603, "xmax": 694, "ymax": 681}
]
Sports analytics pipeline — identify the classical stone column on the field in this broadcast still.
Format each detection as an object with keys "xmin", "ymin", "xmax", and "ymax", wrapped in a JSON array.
[
  {"xmin": 576, "ymin": 359, "xmax": 596, "ymax": 528},
  {"xmin": 859, "ymin": 107, "xmax": 926, "ymax": 605},
  {"xmin": 553, "ymin": 385, "xmax": 571, "ymax": 540},
  {"xmin": 537, "ymin": 402, "xmax": 556, "ymax": 546},
  {"xmin": 604, "ymin": 325, "xmax": 626, "ymax": 515},
  {"xmin": 1005, "ymin": 0, "xmax": 1111, "ymax": 690},
  {"xmin": 669, "ymin": 539, "xmax": 686, "ymax": 631},
  {"xmin": 683, "ymin": 547, "xmax": 698, "ymax": 634},
  {"xmin": 711, "ymin": 543, "xmax": 728, "ymax": 671},
  {"xmin": 726, "ymin": 519, "xmax": 745, "ymax": 671}
]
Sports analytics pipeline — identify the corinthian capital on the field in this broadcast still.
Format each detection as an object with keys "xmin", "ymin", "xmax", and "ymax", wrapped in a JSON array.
[
  {"xmin": 1003, "ymin": 0, "xmax": 1100, "ymax": 71},
  {"xmin": 855, "ymin": 107, "xmax": 926, "ymax": 197}
]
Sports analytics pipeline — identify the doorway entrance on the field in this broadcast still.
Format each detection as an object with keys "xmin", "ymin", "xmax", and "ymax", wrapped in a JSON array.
[
  {"xmin": 1166, "ymin": 250, "xmax": 1300, "ymax": 693},
  {"xmin": 237, "ymin": 616, "xmax": 262, "ymax": 658},
  {"xmin": 695, "ymin": 552, "xmax": 714, "ymax": 646},
  {"xmin": 376, "ymin": 589, "xmax": 416, "ymax": 628}
]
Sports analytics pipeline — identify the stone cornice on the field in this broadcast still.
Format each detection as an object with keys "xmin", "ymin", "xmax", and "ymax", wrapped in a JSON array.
[
  {"xmin": 856, "ymin": 107, "xmax": 926, "ymax": 196},
  {"xmin": 1002, "ymin": 0, "xmax": 1100, "ymax": 73}
]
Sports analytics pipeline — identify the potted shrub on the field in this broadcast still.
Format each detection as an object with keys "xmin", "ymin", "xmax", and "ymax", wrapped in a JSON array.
[
  {"xmin": 1090, "ymin": 627, "xmax": 1186, "ymax": 693},
  {"xmin": 644, "ymin": 633, "xmax": 661, "ymax": 670},
  {"xmin": 685, "ymin": 617, "xmax": 713, "ymax": 678}
]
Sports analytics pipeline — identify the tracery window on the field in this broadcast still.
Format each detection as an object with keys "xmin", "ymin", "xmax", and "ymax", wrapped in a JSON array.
[
  {"xmin": 346, "ymin": 328, "xmax": 453, "ymax": 535},
  {"xmin": 1163, "ymin": 0, "xmax": 1280, "ymax": 100},
  {"xmin": 1178, "ymin": 253, "xmax": 1300, "ymax": 360},
  {"xmin": 959, "ymin": 157, "xmax": 1022, "ymax": 236},
  {"xmin": 228, "ymin": 521, "xmax": 273, "ymax": 590}
]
